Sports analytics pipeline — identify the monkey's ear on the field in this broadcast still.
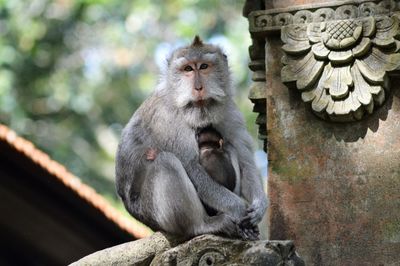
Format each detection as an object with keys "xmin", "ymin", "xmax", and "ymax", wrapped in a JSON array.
[{"xmin": 191, "ymin": 35, "xmax": 204, "ymax": 47}]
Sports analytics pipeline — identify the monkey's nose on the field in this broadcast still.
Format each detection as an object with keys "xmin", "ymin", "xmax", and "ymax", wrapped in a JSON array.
[{"xmin": 194, "ymin": 86, "xmax": 203, "ymax": 91}]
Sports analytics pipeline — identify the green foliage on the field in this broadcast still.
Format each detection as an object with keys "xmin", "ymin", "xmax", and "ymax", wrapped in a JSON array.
[{"xmin": 0, "ymin": 0, "xmax": 257, "ymax": 207}]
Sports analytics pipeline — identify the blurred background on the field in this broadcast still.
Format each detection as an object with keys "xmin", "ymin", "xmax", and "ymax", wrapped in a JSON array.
[{"xmin": 0, "ymin": 0, "xmax": 266, "ymax": 215}]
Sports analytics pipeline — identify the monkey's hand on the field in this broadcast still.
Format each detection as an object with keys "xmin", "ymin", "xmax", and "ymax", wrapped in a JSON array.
[
  {"xmin": 220, "ymin": 214, "xmax": 260, "ymax": 241},
  {"xmin": 145, "ymin": 148, "xmax": 158, "ymax": 161},
  {"xmin": 239, "ymin": 199, "xmax": 268, "ymax": 228},
  {"xmin": 239, "ymin": 224, "xmax": 260, "ymax": 241}
]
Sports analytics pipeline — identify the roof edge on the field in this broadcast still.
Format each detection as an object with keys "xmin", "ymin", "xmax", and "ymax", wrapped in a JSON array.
[{"xmin": 0, "ymin": 124, "xmax": 152, "ymax": 239}]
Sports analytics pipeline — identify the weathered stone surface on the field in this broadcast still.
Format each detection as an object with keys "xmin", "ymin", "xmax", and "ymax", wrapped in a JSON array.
[
  {"xmin": 280, "ymin": 14, "xmax": 400, "ymax": 121},
  {"xmin": 248, "ymin": 0, "xmax": 400, "ymax": 122},
  {"xmin": 267, "ymin": 78, "xmax": 400, "ymax": 265},
  {"xmin": 248, "ymin": 43, "xmax": 267, "ymax": 151},
  {"xmin": 245, "ymin": 0, "xmax": 400, "ymax": 265},
  {"xmin": 248, "ymin": 0, "xmax": 397, "ymax": 33},
  {"xmin": 70, "ymin": 232, "xmax": 172, "ymax": 266},
  {"xmin": 70, "ymin": 233, "xmax": 304, "ymax": 266},
  {"xmin": 151, "ymin": 235, "xmax": 304, "ymax": 266}
]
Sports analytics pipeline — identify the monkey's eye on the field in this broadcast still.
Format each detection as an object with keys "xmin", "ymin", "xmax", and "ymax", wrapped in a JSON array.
[
  {"xmin": 200, "ymin": 63, "xmax": 208, "ymax": 70},
  {"xmin": 184, "ymin": 65, "xmax": 193, "ymax": 72}
]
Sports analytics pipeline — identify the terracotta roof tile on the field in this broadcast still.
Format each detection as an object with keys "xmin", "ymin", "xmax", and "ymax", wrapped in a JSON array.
[{"xmin": 0, "ymin": 124, "xmax": 152, "ymax": 239}]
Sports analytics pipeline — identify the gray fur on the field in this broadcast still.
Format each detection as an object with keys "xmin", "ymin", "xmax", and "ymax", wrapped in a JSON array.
[{"xmin": 115, "ymin": 37, "xmax": 267, "ymax": 240}]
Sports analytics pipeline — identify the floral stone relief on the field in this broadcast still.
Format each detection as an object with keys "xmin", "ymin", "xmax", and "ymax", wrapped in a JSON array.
[{"xmin": 280, "ymin": 6, "xmax": 400, "ymax": 121}]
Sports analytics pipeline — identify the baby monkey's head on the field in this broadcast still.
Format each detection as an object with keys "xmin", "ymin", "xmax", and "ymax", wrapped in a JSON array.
[{"xmin": 196, "ymin": 125, "xmax": 224, "ymax": 155}]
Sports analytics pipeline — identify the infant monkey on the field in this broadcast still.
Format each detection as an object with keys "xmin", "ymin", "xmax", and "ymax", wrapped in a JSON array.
[
  {"xmin": 197, "ymin": 126, "xmax": 260, "ymax": 238},
  {"xmin": 197, "ymin": 126, "xmax": 236, "ymax": 192}
]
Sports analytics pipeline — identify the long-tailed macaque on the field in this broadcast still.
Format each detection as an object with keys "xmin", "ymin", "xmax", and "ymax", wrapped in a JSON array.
[{"xmin": 115, "ymin": 36, "xmax": 267, "ymax": 240}]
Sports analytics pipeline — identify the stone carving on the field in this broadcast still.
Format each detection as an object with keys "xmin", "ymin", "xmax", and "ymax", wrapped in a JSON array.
[
  {"xmin": 247, "ymin": 0, "xmax": 400, "ymax": 122},
  {"xmin": 151, "ymin": 234, "xmax": 304, "ymax": 266},
  {"xmin": 243, "ymin": 1, "xmax": 268, "ymax": 151},
  {"xmin": 70, "ymin": 233, "xmax": 305, "ymax": 266},
  {"xmin": 282, "ymin": 14, "xmax": 400, "ymax": 121},
  {"xmin": 249, "ymin": 0, "xmax": 397, "ymax": 33}
]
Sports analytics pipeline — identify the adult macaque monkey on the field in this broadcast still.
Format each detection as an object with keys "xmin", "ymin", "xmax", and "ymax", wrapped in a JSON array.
[{"xmin": 116, "ymin": 36, "xmax": 267, "ymax": 240}]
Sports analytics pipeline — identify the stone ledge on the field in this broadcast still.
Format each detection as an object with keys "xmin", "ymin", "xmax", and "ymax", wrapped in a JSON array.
[{"xmin": 70, "ymin": 232, "xmax": 304, "ymax": 266}]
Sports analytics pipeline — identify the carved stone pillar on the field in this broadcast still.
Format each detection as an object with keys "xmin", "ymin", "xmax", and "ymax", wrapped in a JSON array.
[{"xmin": 244, "ymin": 0, "xmax": 400, "ymax": 264}]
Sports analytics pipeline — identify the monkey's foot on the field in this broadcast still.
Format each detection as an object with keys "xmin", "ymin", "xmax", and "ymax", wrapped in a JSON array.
[
  {"xmin": 242, "ymin": 226, "xmax": 260, "ymax": 241},
  {"xmin": 237, "ymin": 223, "xmax": 260, "ymax": 241},
  {"xmin": 145, "ymin": 148, "xmax": 158, "ymax": 161}
]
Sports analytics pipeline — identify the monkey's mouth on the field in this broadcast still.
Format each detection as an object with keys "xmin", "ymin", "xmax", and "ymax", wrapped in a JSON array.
[
  {"xmin": 190, "ymin": 99, "xmax": 216, "ymax": 108},
  {"xmin": 193, "ymin": 99, "xmax": 207, "ymax": 107}
]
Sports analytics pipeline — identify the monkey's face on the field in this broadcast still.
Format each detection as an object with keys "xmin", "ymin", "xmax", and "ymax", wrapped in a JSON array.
[
  {"xmin": 172, "ymin": 53, "xmax": 229, "ymax": 109},
  {"xmin": 197, "ymin": 127, "xmax": 224, "ymax": 159},
  {"xmin": 167, "ymin": 37, "xmax": 232, "ymax": 127}
]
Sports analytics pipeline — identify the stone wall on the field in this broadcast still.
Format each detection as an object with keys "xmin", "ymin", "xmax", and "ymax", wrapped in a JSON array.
[{"xmin": 245, "ymin": 0, "xmax": 400, "ymax": 265}]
